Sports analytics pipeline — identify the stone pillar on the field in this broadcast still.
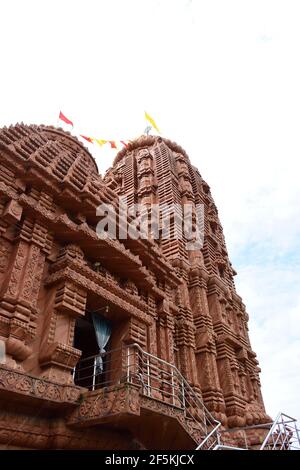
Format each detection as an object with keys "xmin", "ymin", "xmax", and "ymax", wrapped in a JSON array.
[
  {"xmin": 137, "ymin": 149, "xmax": 157, "ymax": 207},
  {"xmin": 189, "ymin": 266, "xmax": 227, "ymax": 424},
  {"xmin": 147, "ymin": 293, "xmax": 158, "ymax": 357},
  {"xmin": 38, "ymin": 245, "xmax": 88, "ymax": 383},
  {"xmin": 38, "ymin": 279, "xmax": 85, "ymax": 384},
  {"xmin": 0, "ymin": 214, "xmax": 50, "ymax": 369},
  {"xmin": 170, "ymin": 257, "xmax": 204, "ymax": 419}
]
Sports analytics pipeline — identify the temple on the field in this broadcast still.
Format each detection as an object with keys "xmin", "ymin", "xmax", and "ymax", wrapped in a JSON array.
[{"xmin": 0, "ymin": 124, "xmax": 275, "ymax": 449}]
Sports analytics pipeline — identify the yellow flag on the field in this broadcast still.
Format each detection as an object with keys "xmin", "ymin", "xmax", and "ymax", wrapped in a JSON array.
[
  {"xmin": 94, "ymin": 139, "xmax": 107, "ymax": 146},
  {"xmin": 144, "ymin": 111, "xmax": 160, "ymax": 133}
]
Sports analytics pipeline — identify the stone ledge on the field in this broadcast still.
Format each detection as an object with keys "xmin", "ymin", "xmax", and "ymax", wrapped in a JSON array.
[
  {"xmin": 67, "ymin": 383, "xmax": 141, "ymax": 427},
  {"xmin": 0, "ymin": 365, "xmax": 81, "ymax": 406}
]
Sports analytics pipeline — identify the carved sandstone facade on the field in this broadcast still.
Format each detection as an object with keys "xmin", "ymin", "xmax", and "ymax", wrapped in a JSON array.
[{"xmin": 0, "ymin": 124, "xmax": 269, "ymax": 449}]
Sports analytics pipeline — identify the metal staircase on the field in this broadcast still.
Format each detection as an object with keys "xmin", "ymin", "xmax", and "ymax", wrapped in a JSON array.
[
  {"xmin": 259, "ymin": 413, "xmax": 300, "ymax": 450},
  {"xmin": 128, "ymin": 343, "xmax": 222, "ymax": 449},
  {"xmin": 214, "ymin": 413, "xmax": 300, "ymax": 450}
]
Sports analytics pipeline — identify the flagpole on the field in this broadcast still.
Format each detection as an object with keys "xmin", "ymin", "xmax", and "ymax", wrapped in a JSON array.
[{"xmin": 144, "ymin": 110, "xmax": 147, "ymax": 135}]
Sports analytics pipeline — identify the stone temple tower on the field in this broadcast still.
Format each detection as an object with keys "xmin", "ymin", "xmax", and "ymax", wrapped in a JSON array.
[
  {"xmin": 0, "ymin": 125, "xmax": 271, "ymax": 450},
  {"xmin": 105, "ymin": 135, "xmax": 269, "ymax": 429}
]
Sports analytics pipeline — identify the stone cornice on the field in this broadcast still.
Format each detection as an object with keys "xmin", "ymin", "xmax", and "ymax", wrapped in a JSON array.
[{"xmin": 45, "ymin": 266, "xmax": 152, "ymax": 325}]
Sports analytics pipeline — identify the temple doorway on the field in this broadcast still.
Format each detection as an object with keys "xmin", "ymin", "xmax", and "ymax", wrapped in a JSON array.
[
  {"xmin": 74, "ymin": 314, "xmax": 98, "ymax": 360},
  {"xmin": 73, "ymin": 312, "xmax": 111, "ymax": 390}
]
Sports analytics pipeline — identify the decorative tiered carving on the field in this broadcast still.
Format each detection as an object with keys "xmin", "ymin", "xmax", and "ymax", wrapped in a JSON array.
[{"xmin": 109, "ymin": 134, "xmax": 270, "ymax": 429}]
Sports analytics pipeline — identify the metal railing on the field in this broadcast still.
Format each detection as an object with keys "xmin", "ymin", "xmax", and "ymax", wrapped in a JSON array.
[
  {"xmin": 73, "ymin": 346, "xmax": 124, "ymax": 390},
  {"xmin": 217, "ymin": 413, "xmax": 300, "ymax": 451},
  {"xmin": 73, "ymin": 343, "xmax": 221, "ymax": 450},
  {"xmin": 260, "ymin": 413, "xmax": 300, "ymax": 450}
]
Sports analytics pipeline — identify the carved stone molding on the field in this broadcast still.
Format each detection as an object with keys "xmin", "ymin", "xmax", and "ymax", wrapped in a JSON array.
[
  {"xmin": 68, "ymin": 384, "xmax": 141, "ymax": 427},
  {"xmin": 0, "ymin": 364, "xmax": 81, "ymax": 404}
]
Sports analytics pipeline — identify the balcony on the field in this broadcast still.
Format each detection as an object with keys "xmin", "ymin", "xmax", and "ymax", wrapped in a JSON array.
[{"xmin": 69, "ymin": 343, "xmax": 221, "ymax": 450}]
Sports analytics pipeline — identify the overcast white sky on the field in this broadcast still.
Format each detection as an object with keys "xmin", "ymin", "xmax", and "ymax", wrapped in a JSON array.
[{"xmin": 1, "ymin": 0, "xmax": 299, "ymax": 423}]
